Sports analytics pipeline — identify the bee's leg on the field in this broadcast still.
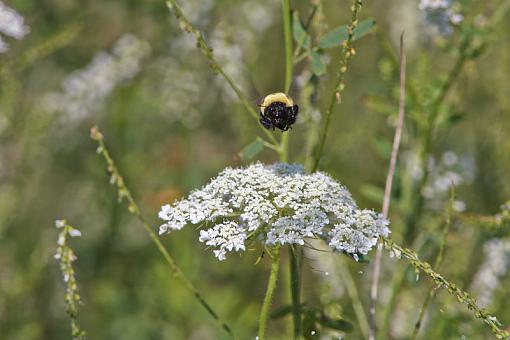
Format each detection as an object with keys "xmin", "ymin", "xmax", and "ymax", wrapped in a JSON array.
[
  {"xmin": 290, "ymin": 105, "xmax": 299, "ymax": 124},
  {"xmin": 259, "ymin": 116, "xmax": 273, "ymax": 130}
]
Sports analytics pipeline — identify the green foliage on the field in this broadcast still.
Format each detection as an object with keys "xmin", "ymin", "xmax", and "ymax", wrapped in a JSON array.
[{"xmin": 1, "ymin": 0, "xmax": 510, "ymax": 339}]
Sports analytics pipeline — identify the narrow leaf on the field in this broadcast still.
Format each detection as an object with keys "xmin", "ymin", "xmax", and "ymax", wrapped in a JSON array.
[
  {"xmin": 293, "ymin": 11, "xmax": 310, "ymax": 49},
  {"xmin": 318, "ymin": 19, "xmax": 376, "ymax": 49},
  {"xmin": 360, "ymin": 184, "xmax": 385, "ymax": 205},
  {"xmin": 270, "ymin": 305, "xmax": 294, "ymax": 319},
  {"xmin": 353, "ymin": 19, "xmax": 376, "ymax": 40},
  {"xmin": 238, "ymin": 138, "xmax": 264, "ymax": 160},
  {"xmin": 318, "ymin": 25, "xmax": 348, "ymax": 49},
  {"xmin": 310, "ymin": 51, "xmax": 326, "ymax": 76},
  {"xmin": 319, "ymin": 316, "xmax": 354, "ymax": 332}
]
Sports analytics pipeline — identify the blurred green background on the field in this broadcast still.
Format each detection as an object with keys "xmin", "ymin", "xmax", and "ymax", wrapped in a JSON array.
[{"xmin": 1, "ymin": 0, "xmax": 509, "ymax": 339}]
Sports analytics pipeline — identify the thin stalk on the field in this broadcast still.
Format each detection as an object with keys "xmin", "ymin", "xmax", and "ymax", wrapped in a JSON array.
[
  {"xmin": 282, "ymin": 0, "xmax": 293, "ymax": 93},
  {"xmin": 280, "ymin": 0, "xmax": 293, "ymax": 163},
  {"xmin": 368, "ymin": 32, "xmax": 406, "ymax": 340},
  {"xmin": 382, "ymin": 237, "xmax": 509, "ymax": 339},
  {"xmin": 165, "ymin": 0, "xmax": 278, "ymax": 146},
  {"xmin": 402, "ymin": 39, "xmax": 467, "ymax": 244},
  {"xmin": 410, "ymin": 187, "xmax": 455, "ymax": 339},
  {"xmin": 311, "ymin": 0, "xmax": 363, "ymax": 172},
  {"xmin": 90, "ymin": 126, "xmax": 237, "ymax": 339},
  {"xmin": 258, "ymin": 247, "xmax": 282, "ymax": 340},
  {"xmin": 289, "ymin": 246, "xmax": 302, "ymax": 338},
  {"xmin": 380, "ymin": 234, "xmax": 428, "ymax": 337},
  {"xmin": 336, "ymin": 260, "xmax": 369, "ymax": 338},
  {"xmin": 279, "ymin": 2, "xmax": 301, "ymax": 335},
  {"xmin": 402, "ymin": 0, "xmax": 510, "ymax": 244}
]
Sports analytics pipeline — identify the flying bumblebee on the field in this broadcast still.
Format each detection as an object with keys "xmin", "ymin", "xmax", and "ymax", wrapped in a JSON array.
[{"xmin": 259, "ymin": 92, "xmax": 298, "ymax": 131}]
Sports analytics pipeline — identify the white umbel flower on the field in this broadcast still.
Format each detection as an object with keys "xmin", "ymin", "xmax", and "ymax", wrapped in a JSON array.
[{"xmin": 159, "ymin": 163, "xmax": 389, "ymax": 261}]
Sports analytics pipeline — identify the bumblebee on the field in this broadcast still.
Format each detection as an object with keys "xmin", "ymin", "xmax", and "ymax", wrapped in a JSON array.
[{"xmin": 259, "ymin": 92, "xmax": 298, "ymax": 131}]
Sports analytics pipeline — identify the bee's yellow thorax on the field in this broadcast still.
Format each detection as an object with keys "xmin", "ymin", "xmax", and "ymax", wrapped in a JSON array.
[{"xmin": 261, "ymin": 93, "xmax": 294, "ymax": 113}]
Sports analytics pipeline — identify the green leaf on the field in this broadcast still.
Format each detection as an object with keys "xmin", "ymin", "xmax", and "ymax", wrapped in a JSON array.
[
  {"xmin": 270, "ymin": 305, "xmax": 293, "ymax": 319},
  {"xmin": 353, "ymin": 19, "xmax": 376, "ymax": 40},
  {"xmin": 318, "ymin": 25, "xmax": 348, "ymax": 49},
  {"xmin": 319, "ymin": 316, "xmax": 354, "ymax": 332},
  {"xmin": 363, "ymin": 95, "xmax": 396, "ymax": 116},
  {"xmin": 310, "ymin": 51, "xmax": 326, "ymax": 76},
  {"xmin": 293, "ymin": 11, "xmax": 310, "ymax": 49},
  {"xmin": 372, "ymin": 137, "xmax": 392, "ymax": 158},
  {"xmin": 302, "ymin": 310, "xmax": 319, "ymax": 339},
  {"xmin": 360, "ymin": 184, "xmax": 385, "ymax": 205},
  {"xmin": 318, "ymin": 19, "xmax": 375, "ymax": 49},
  {"xmin": 238, "ymin": 138, "xmax": 264, "ymax": 160}
]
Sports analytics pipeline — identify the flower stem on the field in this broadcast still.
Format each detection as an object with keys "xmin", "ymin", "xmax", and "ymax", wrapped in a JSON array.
[
  {"xmin": 90, "ymin": 126, "xmax": 237, "ymax": 339},
  {"xmin": 410, "ymin": 187, "xmax": 455, "ymax": 339},
  {"xmin": 258, "ymin": 247, "xmax": 281, "ymax": 340},
  {"xmin": 368, "ymin": 31, "xmax": 406, "ymax": 340},
  {"xmin": 279, "ymin": 3, "xmax": 301, "ymax": 335},
  {"xmin": 311, "ymin": 0, "xmax": 362, "ymax": 172},
  {"xmin": 165, "ymin": 0, "xmax": 278, "ymax": 146},
  {"xmin": 279, "ymin": 0, "xmax": 293, "ymax": 163},
  {"xmin": 382, "ymin": 237, "xmax": 510, "ymax": 339},
  {"xmin": 289, "ymin": 246, "xmax": 302, "ymax": 338}
]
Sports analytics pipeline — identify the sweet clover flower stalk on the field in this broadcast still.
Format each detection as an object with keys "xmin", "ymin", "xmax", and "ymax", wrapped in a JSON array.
[
  {"xmin": 90, "ymin": 127, "xmax": 237, "ymax": 338},
  {"xmin": 54, "ymin": 219, "xmax": 86, "ymax": 340}
]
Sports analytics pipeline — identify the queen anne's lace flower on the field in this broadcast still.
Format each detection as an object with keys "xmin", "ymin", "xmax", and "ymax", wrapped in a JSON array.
[{"xmin": 158, "ymin": 163, "xmax": 389, "ymax": 261}]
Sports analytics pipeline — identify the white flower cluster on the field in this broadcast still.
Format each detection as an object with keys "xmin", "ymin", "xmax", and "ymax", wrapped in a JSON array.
[
  {"xmin": 159, "ymin": 163, "xmax": 389, "ymax": 261},
  {"xmin": 470, "ymin": 238, "xmax": 510, "ymax": 307},
  {"xmin": 0, "ymin": 1, "xmax": 30, "ymax": 53},
  {"xmin": 405, "ymin": 150, "xmax": 474, "ymax": 212},
  {"xmin": 44, "ymin": 34, "xmax": 150, "ymax": 124},
  {"xmin": 418, "ymin": 0, "xmax": 463, "ymax": 34}
]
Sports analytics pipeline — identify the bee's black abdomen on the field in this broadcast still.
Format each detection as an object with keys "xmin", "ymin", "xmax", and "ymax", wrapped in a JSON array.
[{"xmin": 259, "ymin": 102, "xmax": 298, "ymax": 131}]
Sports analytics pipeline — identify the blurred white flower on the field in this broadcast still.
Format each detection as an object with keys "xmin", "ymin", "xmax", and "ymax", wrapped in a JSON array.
[
  {"xmin": 414, "ymin": 151, "xmax": 475, "ymax": 211},
  {"xmin": 470, "ymin": 238, "xmax": 510, "ymax": 307},
  {"xmin": 159, "ymin": 163, "xmax": 389, "ymax": 261},
  {"xmin": 418, "ymin": 0, "xmax": 463, "ymax": 34},
  {"xmin": 0, "ymin": 1, "xmax": 30, "ymax": 53},
  {"xmin": 210, "ymin": 0, "xmax": 276, "ymax": 101},
  {"xmin": 44, "ymin": 34, "xmax": 151, "ymax": 124}
]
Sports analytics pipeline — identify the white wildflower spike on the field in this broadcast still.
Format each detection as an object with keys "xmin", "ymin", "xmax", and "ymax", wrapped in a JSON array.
[
  {"xmin": 158, "ymin": 163, "xmax": 390, "ymax": 261},
  {"xmin": 470, "ymin": 238, "xmax": 510, "ymax": 307},
  {"xmin": 43, "ymin": 34, "xmax": 151, "ymax": 124}
]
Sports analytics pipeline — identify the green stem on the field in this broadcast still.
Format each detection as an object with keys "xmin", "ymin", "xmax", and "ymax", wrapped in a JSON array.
[
  {"xmin": 289, "ymin": 246, "xmax": 302, "ymax": 338},
  {"xmin": 336, "ymin": 259, "xmax": 369, "ymax": 338},
  {"xmin": 383, "ymin": 237, "xmax": 510, "ymax": 339},
  {"xmin": 282, "ymin": 0, "xmax": 293, "ymax": 93},
  {"xmin": 311, "ymin": 1, "xmax": 362, "ymax": 172},
  {"xmin": 90, "ymin": 127, "xmax": 237, "ymax": 339},
  {"xmin": 258, "ymin": 247, "xmax": 282, "ymax": 340},
  {"xmin": 280, "ymin": 0, "xmax": 293, "ymax": 163},
  {"xmin": 165, "ymin": 0, "xmax": 278, "ymax": 146},
  {"xmin": 279, "ymin": 4, "xmax": 299, "ymax": 331},
  {"xmin": 410, "ymin": 188, "xmax": 455, "ymax": 339},
  {"xmin": 402, "ymin": 39, "xmax": 467, "ymax": 244}
]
